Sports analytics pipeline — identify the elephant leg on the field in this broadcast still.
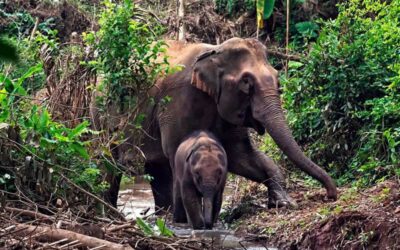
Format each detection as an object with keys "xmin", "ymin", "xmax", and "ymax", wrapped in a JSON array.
[
  {"xmin": 224, "ymin": 139, "xmax": 296, "ymax": 208},
  {"xmin": 104, "ymin": 172, "xmax": 122, "ymax": 208},
  {"xmin": 145, "ymin": 161, "xmax": 173, "ymax": 214},
  {"xmin": 181, "ymin": 184, "xmax": 204, "ymax": 229},
  {"xmin": 173, "ymin": 181, "xmax": 188, "ymax": 223},
  {"xmin": 212, "ymin": 190, "xmax": 223, "ymax": 224}
]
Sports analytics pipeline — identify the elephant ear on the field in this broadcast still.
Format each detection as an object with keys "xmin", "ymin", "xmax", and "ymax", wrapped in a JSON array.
[
  {"xmin": 186, "ymin": 142, "xmax": 200, "ymax": 163},
  {"xmin": 191, "ymin": 50, "xmax": 222, "ymax": 103}
]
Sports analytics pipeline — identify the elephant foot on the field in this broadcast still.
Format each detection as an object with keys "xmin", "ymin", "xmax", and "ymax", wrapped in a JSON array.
[{"xmin": 268, "ymin": 189, "xmax": 298, "ymax": 209}]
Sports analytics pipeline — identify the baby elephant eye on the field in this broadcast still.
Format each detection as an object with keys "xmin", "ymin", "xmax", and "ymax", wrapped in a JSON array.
[
  {"xmin": 215, "ymin": 168, "xmax": 223, "ymax": 182},
  {"xmin": 242, "ymin": 76, "xmax": 250, "ymax": 85},
  {"xmin": 195, "ymin": 172, "xmax": 202, "ymax": 184}
]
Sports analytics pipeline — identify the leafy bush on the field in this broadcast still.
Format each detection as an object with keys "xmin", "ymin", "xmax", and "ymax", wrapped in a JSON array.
[
  {"xmin": 84, "ymin": 0, "xmax": 170, "ymax": 112},
  {"xmin": 282, "ymin": 0, "xmax": 400, "ymax": 185},
  {"xmin": 0, "ymin": 65, "xmax": 105, "ymax": 198},
  {"xmin": 0, "ymin": 36, "xmax": 46, "ymax": 93},
  {"xmin": 216, "ymin": 0, "xmax": 256, "ymax": 16},
  {"xmin": 1, "ymin": 0, "xmax": 172, "ymax": 210}
]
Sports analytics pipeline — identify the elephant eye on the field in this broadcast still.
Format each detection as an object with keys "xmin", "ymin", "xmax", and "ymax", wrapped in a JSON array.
[
  {"xmin": 216, "ymin": 168, "xmax": 223, "ymax": 179},
  {"xmin": 242, "ymin": 76, "xmax": 250, "ymax": 85},
  {"xmin": 239, "ymin": 74, "xmax": 254, "ymax": 94}
]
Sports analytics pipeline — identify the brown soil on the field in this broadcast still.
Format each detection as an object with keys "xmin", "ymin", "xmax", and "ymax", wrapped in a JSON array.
[{"xmin": 228, "ymin": 179, "xmax": 400, "ymax": 249}]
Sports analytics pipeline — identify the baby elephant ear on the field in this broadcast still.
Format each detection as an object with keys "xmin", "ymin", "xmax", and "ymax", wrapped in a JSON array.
[
  {"xmin": 185, "ymin": 147, "xmax": 195, "ymax": 163},
  {"xmin": 186, "ymin": 141, "xmax": 201, "ymax": 164},
  {"xmin": 191, "ymin": 50, "xmax": 222, "ymax": 102}
]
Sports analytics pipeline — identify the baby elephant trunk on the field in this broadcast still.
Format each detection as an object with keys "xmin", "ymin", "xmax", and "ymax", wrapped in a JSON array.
[{"xmin": 202, "ymin": 187, "xmax": 215, "ymax": 229}]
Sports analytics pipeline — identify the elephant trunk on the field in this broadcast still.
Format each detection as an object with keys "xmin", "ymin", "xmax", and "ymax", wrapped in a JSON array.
[
  {"xmin": 202, "ymin": 187, "xmax": 214, "ymax": 229},
  {"xmin": 252, "ymin": 90, "xmax": 337, "ymax": 200}
]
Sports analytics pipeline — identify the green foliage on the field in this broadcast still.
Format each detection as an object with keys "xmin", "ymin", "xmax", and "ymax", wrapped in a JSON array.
[
  {"xmin": 154, "ymin": 218, "xmax": 174, "ymax": 237},
  {"xmin": 136, "ymin": 217, "xmax": 154, "ymax": 236},
  {"xmin": 295, "ymin": 21, "xmax": 319, "ymax": 39},
  {"xmin": 0, "ymin": 9, "xmax": 35, "ymax": 38},
  {"xmin": 216, "ymin": 0, "xmax": 256, "ymax": 16},
  {"xmin": 0, "ymin": 37, "xmax": 19, "ymax": 62},
  {"xmin": 262, "ymin": 0, "xmax": 275, "ymax": 19},
  {"xmin": 0, "ymin": 65, "xmax": 105, "ymax": 195},
  {"xmin": 0, "ymin": 7, "xmax": 56, "ymax": 39},
  {"xmin": 0, "ymin": 30, "xmax": 57, "ymax": 94},
  {"xmin": 136, "ymin": 217, "xmax": 174, "ymax": 237},
  {"xmin": 84, "ymin": 0, "xmax": 170, "ymax": 111},
  {"xmin": 282, "ymin": 0, "xmax": 400, "ymax": 185}
]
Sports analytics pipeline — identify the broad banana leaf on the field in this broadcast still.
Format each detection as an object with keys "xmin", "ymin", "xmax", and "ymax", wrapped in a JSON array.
[{"xmin": 257, "ymin": 0, "xmax": 275, "ymax": 30}]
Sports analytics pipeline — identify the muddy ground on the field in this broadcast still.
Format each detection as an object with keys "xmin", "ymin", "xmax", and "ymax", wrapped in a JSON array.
[
  {"xmin": 226, "ymin": 179, "xmax": 400, "ymax": 249},
  {"xmin": 116, "ymin": 177, "xmax": 400, "ymax": 249}
]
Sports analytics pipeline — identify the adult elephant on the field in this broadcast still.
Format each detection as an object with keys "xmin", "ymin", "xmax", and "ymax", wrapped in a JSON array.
[{"xmin": 120, "ymin": 37, "xmax": 337, "ymax": 211}]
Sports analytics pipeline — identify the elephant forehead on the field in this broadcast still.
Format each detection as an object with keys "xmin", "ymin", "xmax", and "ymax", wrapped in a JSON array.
[
  {"xmin": 194, "ymin": 159, "xmax": 222, "ymax": 173},
  {"xmin": 221, "ymin": 38, "xmax": 266, "ymax": 58},
  {"xmin": 195, "ymin": 149, "xmax": 225, "ymax": 165},
  {"xmin": 222, "ymin": 37, "xmax": 264, "ymax": 50}
]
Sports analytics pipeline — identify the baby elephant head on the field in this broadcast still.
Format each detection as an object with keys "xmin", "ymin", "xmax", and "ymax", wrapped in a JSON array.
[{"xmin": 186, "ymin": 138, "xmax": 227, "ymax": 229}]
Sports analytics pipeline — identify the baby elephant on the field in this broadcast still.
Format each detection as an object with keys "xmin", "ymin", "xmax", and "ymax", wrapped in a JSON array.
[{"xmin": 173, "ymin": 131, "xmax": 228, "ymax": 229}]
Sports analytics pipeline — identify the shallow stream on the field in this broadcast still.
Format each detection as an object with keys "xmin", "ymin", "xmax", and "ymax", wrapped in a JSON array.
[{"xmin": 117, "ymin": 178, "xmax": 276, "ymax": 250}]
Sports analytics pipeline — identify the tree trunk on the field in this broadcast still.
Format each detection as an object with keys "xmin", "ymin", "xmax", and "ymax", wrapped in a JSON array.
[{"xmin": 177, "ymin": 0, "xmax": 186, "ymax": 41}]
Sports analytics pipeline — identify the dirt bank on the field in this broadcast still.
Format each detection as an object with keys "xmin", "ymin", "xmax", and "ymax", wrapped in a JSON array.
[{"xmin": 228, "ymin": 179, "xmax": 400, "ymax": 249}]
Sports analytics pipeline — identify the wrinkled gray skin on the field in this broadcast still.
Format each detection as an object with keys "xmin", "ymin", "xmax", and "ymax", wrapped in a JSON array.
[
  {"xmin": 174, "ymin": 131, "xmax": 227, "ymax": 229},
  {"xmin": 109, "ymin": 37, "xmax": 337, "ymax": 211}
]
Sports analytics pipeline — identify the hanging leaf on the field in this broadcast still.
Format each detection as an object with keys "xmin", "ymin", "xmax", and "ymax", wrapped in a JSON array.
[
  {"xmin": 256, "ymin": 0, "xmax": 265, "ymax": 29},
  {"xmin": 70, "ymin": 143, "xmax": 90, "ymax": 160},
  {"xmin": 68, "ymin": 120, "xmax": 89, "ymax": 139},
  {"xmin": 16, "ymin": 63, "xmax": 43, "ymax": 87},
  {"xmin": 257, "ymin": 0, "xmax": 276, "ymax": 30},
  {"xmin": 263, "ymin": 0, "xmax": 275, "ymax": 19},
  {"xmin": 38, "ymin": 109, "xmax": 50, "ymax": 131},
  {"xmin": 0, "ymin": 75, "xmax": 14, "ymax": 93}
]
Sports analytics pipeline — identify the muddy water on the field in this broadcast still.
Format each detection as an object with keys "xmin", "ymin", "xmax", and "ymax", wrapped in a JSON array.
[
  {"xmin": 117, "ymin": 178, "xmax": 276, "ymax": 250},
  {"xmin": 117, "ymin": 178, "xmax": 155, "ymax": 220}
]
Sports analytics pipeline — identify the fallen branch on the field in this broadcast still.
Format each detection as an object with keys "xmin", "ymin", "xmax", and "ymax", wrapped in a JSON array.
[
  {"xmin": 105, "ymin": 222, "xmax": 136, "ymax": 233},
  {"xmin": 29, "ymin": 17, "xmax": 39, "ymax": 41},
  {"xmin": 5, "ymin": 207, "xmax": 54, "ymax": 223},
  {"xmin": 266, "ymin": 49, "xmax": 302, "ymax": 61},
  {"xmin": 14, "ymin": 224, "xmax": 134, "ymax": 250},
  {"xmin": 60, "ymin": 173, "xmax": 127, "ymax": 222}
]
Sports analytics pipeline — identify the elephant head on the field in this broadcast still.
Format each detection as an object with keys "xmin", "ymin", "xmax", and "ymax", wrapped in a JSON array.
[
  {"xmin": 191, "ymin": 38, "xmax": 337, "ymax": 200},
  {"xmin": 187, "ymin": 137, "xmax": 227, "ymax": 229}
]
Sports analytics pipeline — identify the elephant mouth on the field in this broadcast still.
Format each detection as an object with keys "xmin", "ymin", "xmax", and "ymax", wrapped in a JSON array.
[{"xmin": 244, "ymin": 107, "xmax": 265, "ymax": 135}]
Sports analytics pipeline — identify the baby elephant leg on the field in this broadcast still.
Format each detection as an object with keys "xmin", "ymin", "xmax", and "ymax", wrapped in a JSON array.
[
  {"xmin": 212, "ymin": 190, "xmax": 224, "ymax": 224},
  {"xmin": 182, "ymin": 184, "xmax": 204, "ymax": 229},
  {"xmin": 173, "ymin": 182, "xmax": 187, "ymax": 223}
]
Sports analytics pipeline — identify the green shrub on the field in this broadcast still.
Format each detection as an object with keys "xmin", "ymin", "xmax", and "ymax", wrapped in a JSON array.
[
  {"xmin": 0, "ymin": 65, "xmax": 105, "ymax": 196},
  {"xmin": 282, "ymin": 0, "xmax": 400, "ymax": 185},
  {"xmin": 216, "ymin": 0, "xmax": 256, "ymax": 16},
  {"xmin": 84, "ymin": 0, "xmax": 170, "ymax": 112}
]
